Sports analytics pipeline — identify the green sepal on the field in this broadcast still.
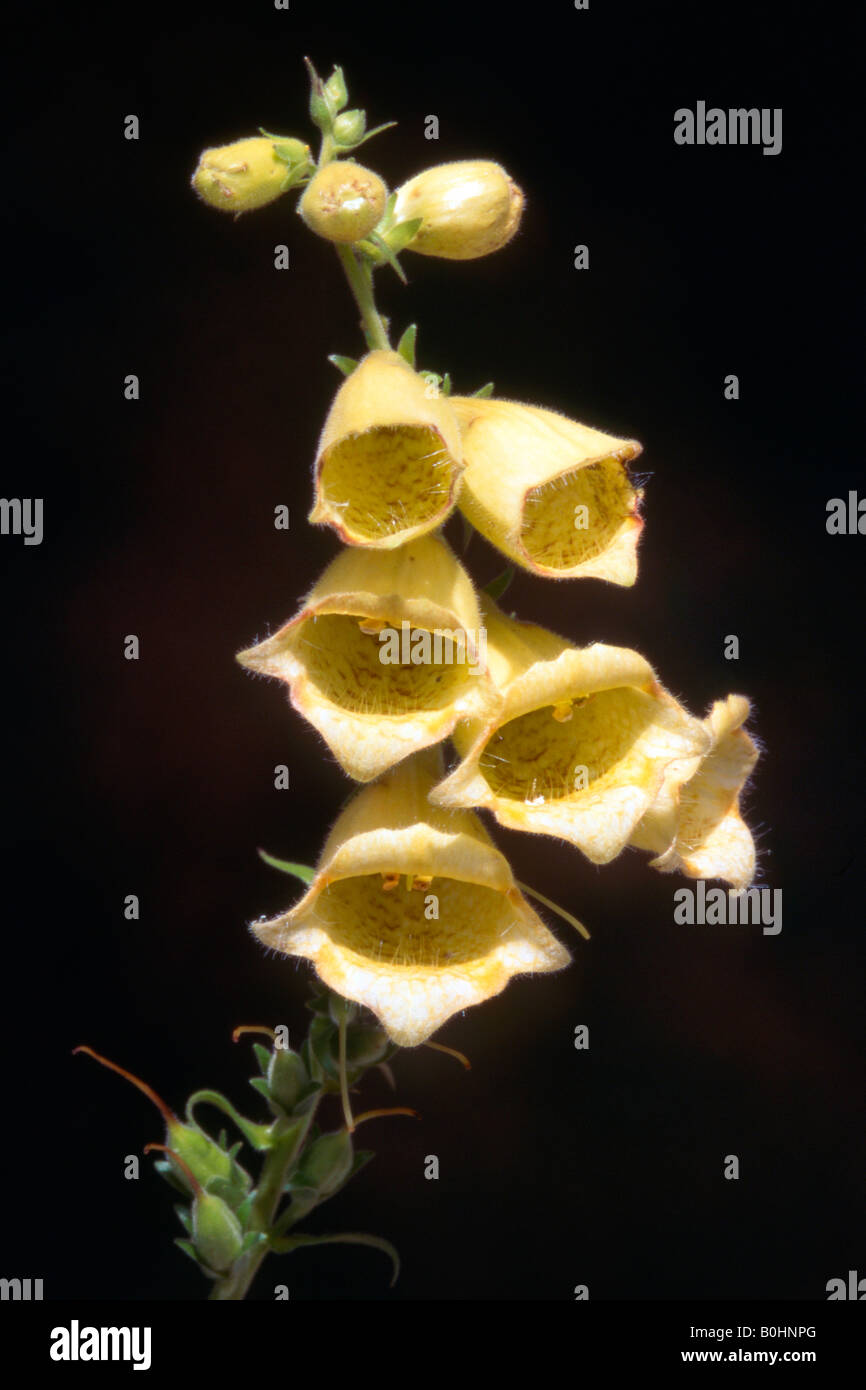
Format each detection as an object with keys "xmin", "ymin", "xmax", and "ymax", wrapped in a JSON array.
[
  {"xmin": 396, "ymin": 323, "xmax": 417, "ymax": 368},
  {"xmin": 160, "ymin": 1118, "xmax": 252, "ymax": 1207},
  {"xmin": 174, "ymin": 1204, "xmax": 193, "ymax": 1235},
  {"xmin": 305, "ymin": 58, "xmax": 334, "ymax": 132},
  {"xmin": 248, "ymin": 1077, "xmax": 271, "ymax": 1102},
  {"xmin": 346, "ymin": 1024, "xmax": 389, "ymax": 1068},
  {"xmin": 483, "ymin": 565, "xmax": 515, "ymax": 602},
  {"xmin": 290, "ymin": 1079, "xmax": 323, "ymax": 1115},
  {"xmin": 268, "ymin": 1230, "xmax": 400, "ymax": 1287},
  {"xmin": 187, "ymin": 1089, "xmax": 274, "ymax": 1152},
  {"xmin": 193, "ymin": 1190, "xmax": 244, "ymax": 1275},
  {"xmin": 328, "ymin": 354, "xmax": 359, "ymax": 377},
  {"xmin": 253, "ymin": 1043, "xmax": 272, "ymax": 1077},
  {"xmin": 267, "ymin": 1047, "xmax": 309, "ymax": 1113},
  {"xmin": 174, "ymin": 1237, "xmax": 201, "ymax": 1266},
  {"xmin": 239, "ymin": 1230, "xmax": 268, "ymax": 1257},
  {"xmin": 324, "ymin": 66, "xmax": 349, "ymax": 112},
  {"xmin": 473, "ymin": 381, "xmax": 495, "ymax": 398},
  {"xmin": 258, "ymin": 849, "xmax": 315, "ymax": 885},
  {"xmin": 308, "ymin": 1015, "xmax": 340, "ymax": 1081},
  {"xmin": 441, "ymin": 373, "xmax": 452, "ymax": 396},
  {"xmin": 383, "ymin": 217, "xmax": 422, "ymax": 255},
  {"xmin": 293, "ymin": 1129, "xmax": 354, "ymax": 1197}
]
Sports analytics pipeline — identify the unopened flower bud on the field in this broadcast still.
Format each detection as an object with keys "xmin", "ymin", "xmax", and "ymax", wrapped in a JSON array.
[
  {"xmin": 334, "ymin": 109, "xmax": 367, "ymax": 146},
  {"xmin": 192, "ymin": 137, "xmax": 297, "ymax": 214},
  {"xmin": 192, "ymin": 1190, "xmax": 245, "ymax": 1274},
  {"xmin": 392, "ymin": 160, "xmax": 524, "ymax": 260},
  {"xmin": 299, "ymin": 161, "xmax": 387, "ymax": 244}
]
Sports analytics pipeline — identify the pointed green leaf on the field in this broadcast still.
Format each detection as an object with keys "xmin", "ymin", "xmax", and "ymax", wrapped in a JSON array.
[
  {"xmin": 396, "ymin": 323, "xmax": 417, "ymax": 368},
  {"xmin": 328, "ymin": 354, "xmax": 358, "ymax": 377},
  {"xmin": 441, "ymin": 372, "xmax": 452, "ymax": 396},
  {"xmin": 258, "ymin": 850, "xmax": 315, "ymax": 884},
  {"xmin": 270, "ymin": 1230, "xmax": 400, "ymax": 1286},
  {"xmin": 473, "ymin": 381, "xmax": 495, "ymax": 398},
  {"xmin": 248, "ymin": 1076, "xmax": 271, "ymax": 1101},
  {"xmin": 483, "ymin": 565, "xmax": 515, "ymax": 602},
  {"xmin": 187, "ymin": 1089, "xmax": 275, "ymax": 1151},
  {"xmin": 366, "ymin": 231, "xmax": 407, "ymax": 285},
  {"xmin": 253, "ymin": 1043, "xmax": 271, "ymax": 1077},
  {"xmin": 351, "ymin": 120, "xmax": 397, "ymax": 149}
]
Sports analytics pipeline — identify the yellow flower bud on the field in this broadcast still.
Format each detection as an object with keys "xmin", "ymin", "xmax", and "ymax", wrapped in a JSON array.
[
  {"xmin": 236, "ymin": 535, "xmax": 500, "ymax": 783},
  {"xmin": 392, "ymin": 160, "xmax": 524, "ymax": 260},
  {"xmin": 299, "ymin": 161, "xmax": 387, "ymax": 243},
  {"xmin": 191, "ymin": 137, "xmax": 303, "ymax": 214},
  {"xmin": 630, "ymin": 694, "xmax": 759, "ymax": 890},
  {"xmin": 431, "ymin": 598, "xmax": 710, "ymax": 865},
  {"xmin": 310, "ymin": 350, "xmax": 465, "ymax": 548},
  {"xmin": 252, "ymin": 749, "xmax": 571, "ymax": 1047},
  {"xmin": 451, "ymin": 396, "xmax": 643, "ymax": 583}
]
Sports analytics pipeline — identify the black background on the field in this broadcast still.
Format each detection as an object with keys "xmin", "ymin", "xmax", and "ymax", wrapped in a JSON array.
[{"xmin": 2, "ymin": 1, "xmax": 863, "ymax": 1303}]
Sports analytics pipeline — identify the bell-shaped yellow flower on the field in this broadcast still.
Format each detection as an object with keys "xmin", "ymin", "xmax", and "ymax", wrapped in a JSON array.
[
  {"xmin": 309, "ymin": 350, "xmax": 465, "ymax": 548},
  {"xmin": 451, "ymin": 395, "xmax": 643, "ymax": 582},
  {"xmin": 252, "ymin": 750, "xmax": 572, "ymax": 1047},
  {"xmin": 630, "ymin": 694, "xmax": 759, "ymax": 890},
  {"xmin": 236, "ymin": 536, "xmax": 500, "ymax": 783},
  {"xmin": 431, "ymin": 599, "xmax": 710, "ymax": 864}
]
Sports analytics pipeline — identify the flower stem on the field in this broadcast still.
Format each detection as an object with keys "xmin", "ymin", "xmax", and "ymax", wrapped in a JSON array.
[
  {"xmin": 209, "ymin": 1110, "xmax": 316, "ymax": 1301},
  {"xmin": 335, "ymin": 244, "xmax": 391, "ymax": 351}
]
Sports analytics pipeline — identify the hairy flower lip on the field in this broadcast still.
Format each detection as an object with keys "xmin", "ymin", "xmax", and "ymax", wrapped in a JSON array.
[
  {"xmin": 430, "ymin": 600, "xmax": 710, "ymax": 864},
  {"xmin": 252, "ymin": 751, "xmax": 571, "ymax": 1047},
  {"xmin": 309, "ymin": 350, "xmax": 465, "ymax": 549},
  {"xmin": 451, "ymin": 396, "xmax": 643, "ymax": 583},
  {"xmin": 631, "ymin": 694, "xmax": 759, "ymax": 890},
  {"xmin": 236, "ymin": 537, "xmax": 501, "ymax": 783}
]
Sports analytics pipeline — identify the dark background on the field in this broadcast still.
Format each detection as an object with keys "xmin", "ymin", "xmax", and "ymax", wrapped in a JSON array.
[{"xmin": 2, "ymin": 1, "xmax": 863, "ymax": 1301}]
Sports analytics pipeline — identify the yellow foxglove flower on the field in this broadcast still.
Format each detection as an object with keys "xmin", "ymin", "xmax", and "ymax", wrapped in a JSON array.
[
  {"xmin": 431, "ymin": 599, "xmax": 710, "ymax": 864},
  {"xmin": 630, "ymin": 694, "xmax": 759, "ymax": 890},
  {"xmin": 299, "ymin": 161, "xmax": 387, "ymax": 244},
  {"xmin": 391, "ymin": 160, "xmax": 524, "ymax": 260},
  {"xmin": 451, "ymin": 395, "xmax": 643, "ymax": 582},
  {"xmin": 309, "ymin": 350, "xmax": 465, "ymax": 548},
  {"xmin": 236, "ymin": 536, "xmax": 499, "ymax": 783},
  {"xmin": 191, "ymin": 137, "xmax": 309, "ymax": 214},
  {"xmin": 252, "ymin": 750, "xmax": 572, "ymax": 1047}
]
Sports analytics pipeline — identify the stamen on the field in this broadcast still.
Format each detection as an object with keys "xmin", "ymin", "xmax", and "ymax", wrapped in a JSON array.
[
  {"xmin": 551, "ymin": 699, "xmax": 573, "ymax": 722},
  {"xmin": 380, "ymin": 872, "xmax": 400, "ymax": 891}
]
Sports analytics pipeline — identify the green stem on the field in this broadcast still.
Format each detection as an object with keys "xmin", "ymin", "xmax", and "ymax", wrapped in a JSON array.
[
  {"xmin": 209, "ymin": 1109, "xmax": 316, "ymax": 1301},
  {"xmin": 335, "ymin": 244, "xmax": 391, "ymax": 351}
]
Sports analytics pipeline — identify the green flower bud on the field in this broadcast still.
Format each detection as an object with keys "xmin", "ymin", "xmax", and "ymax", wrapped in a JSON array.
[
  {"xmin": 267, "ymin": 1047, "xmax": 309, "ymax": 1112},
  {"xmin": 392, "ymin": 160, "xmax": 525, "ymax": 260},
  {"xmin": 324, "ymin": 67, "xmax": 349, "ymax": 112},
  {"xmin": 299, "ymin": 162, "xmax": 387, "ymax": 244},
  {"xmin": 333, "ymin": 109, "xmax": 367, "ymax": 147},
  {"xmin": 346, "ymin": 1024, "xmax": 389, "ymax": 1068},
  {"xmin": 192, "ymin": 137, "xmax": 292, "ymax": 214},
  {"xmin": 192, "ymin": 1190, "xmax": 245, "ymax": 1274},
  {"xmin": 295, "ymin": 1130, "xmax": 354, "ymax": 1197}
]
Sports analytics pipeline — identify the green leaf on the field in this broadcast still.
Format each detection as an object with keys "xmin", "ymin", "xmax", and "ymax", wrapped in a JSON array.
[
  {"xmin": 258, "ymin": 850, "xmax": 315, "ymax": 884},
  {"xmin": 366, "ymin": 230, "xmax": 407, "ymax": 285},
  {"xmin": 187, "ymin": 1089, "xmax": 275, "ymax": 1152},
  {"xmin": 473, "ymin": 381, "xmax": 495, "ymax": 398},
  {"xmin": 396, "ymin": 323, "xmax": 417, "ymax": 368},
  {"xmin": 384, "ymin": 217, "xmax": 422, "ymax": 255},
  {"xmin": 269, "ymin": 1230, "xmax": 400, "ymax": 1287},
  {"xmin": 328, "ymin": 354, "xmax": 358, "ymax": 377},
  {"xmin": 351, "ymin": 120, "xmax": 397, "ymax": 148},
  {"xmin": 483, "ymin": 566, "xmax": 515, "ymax": 602}
]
